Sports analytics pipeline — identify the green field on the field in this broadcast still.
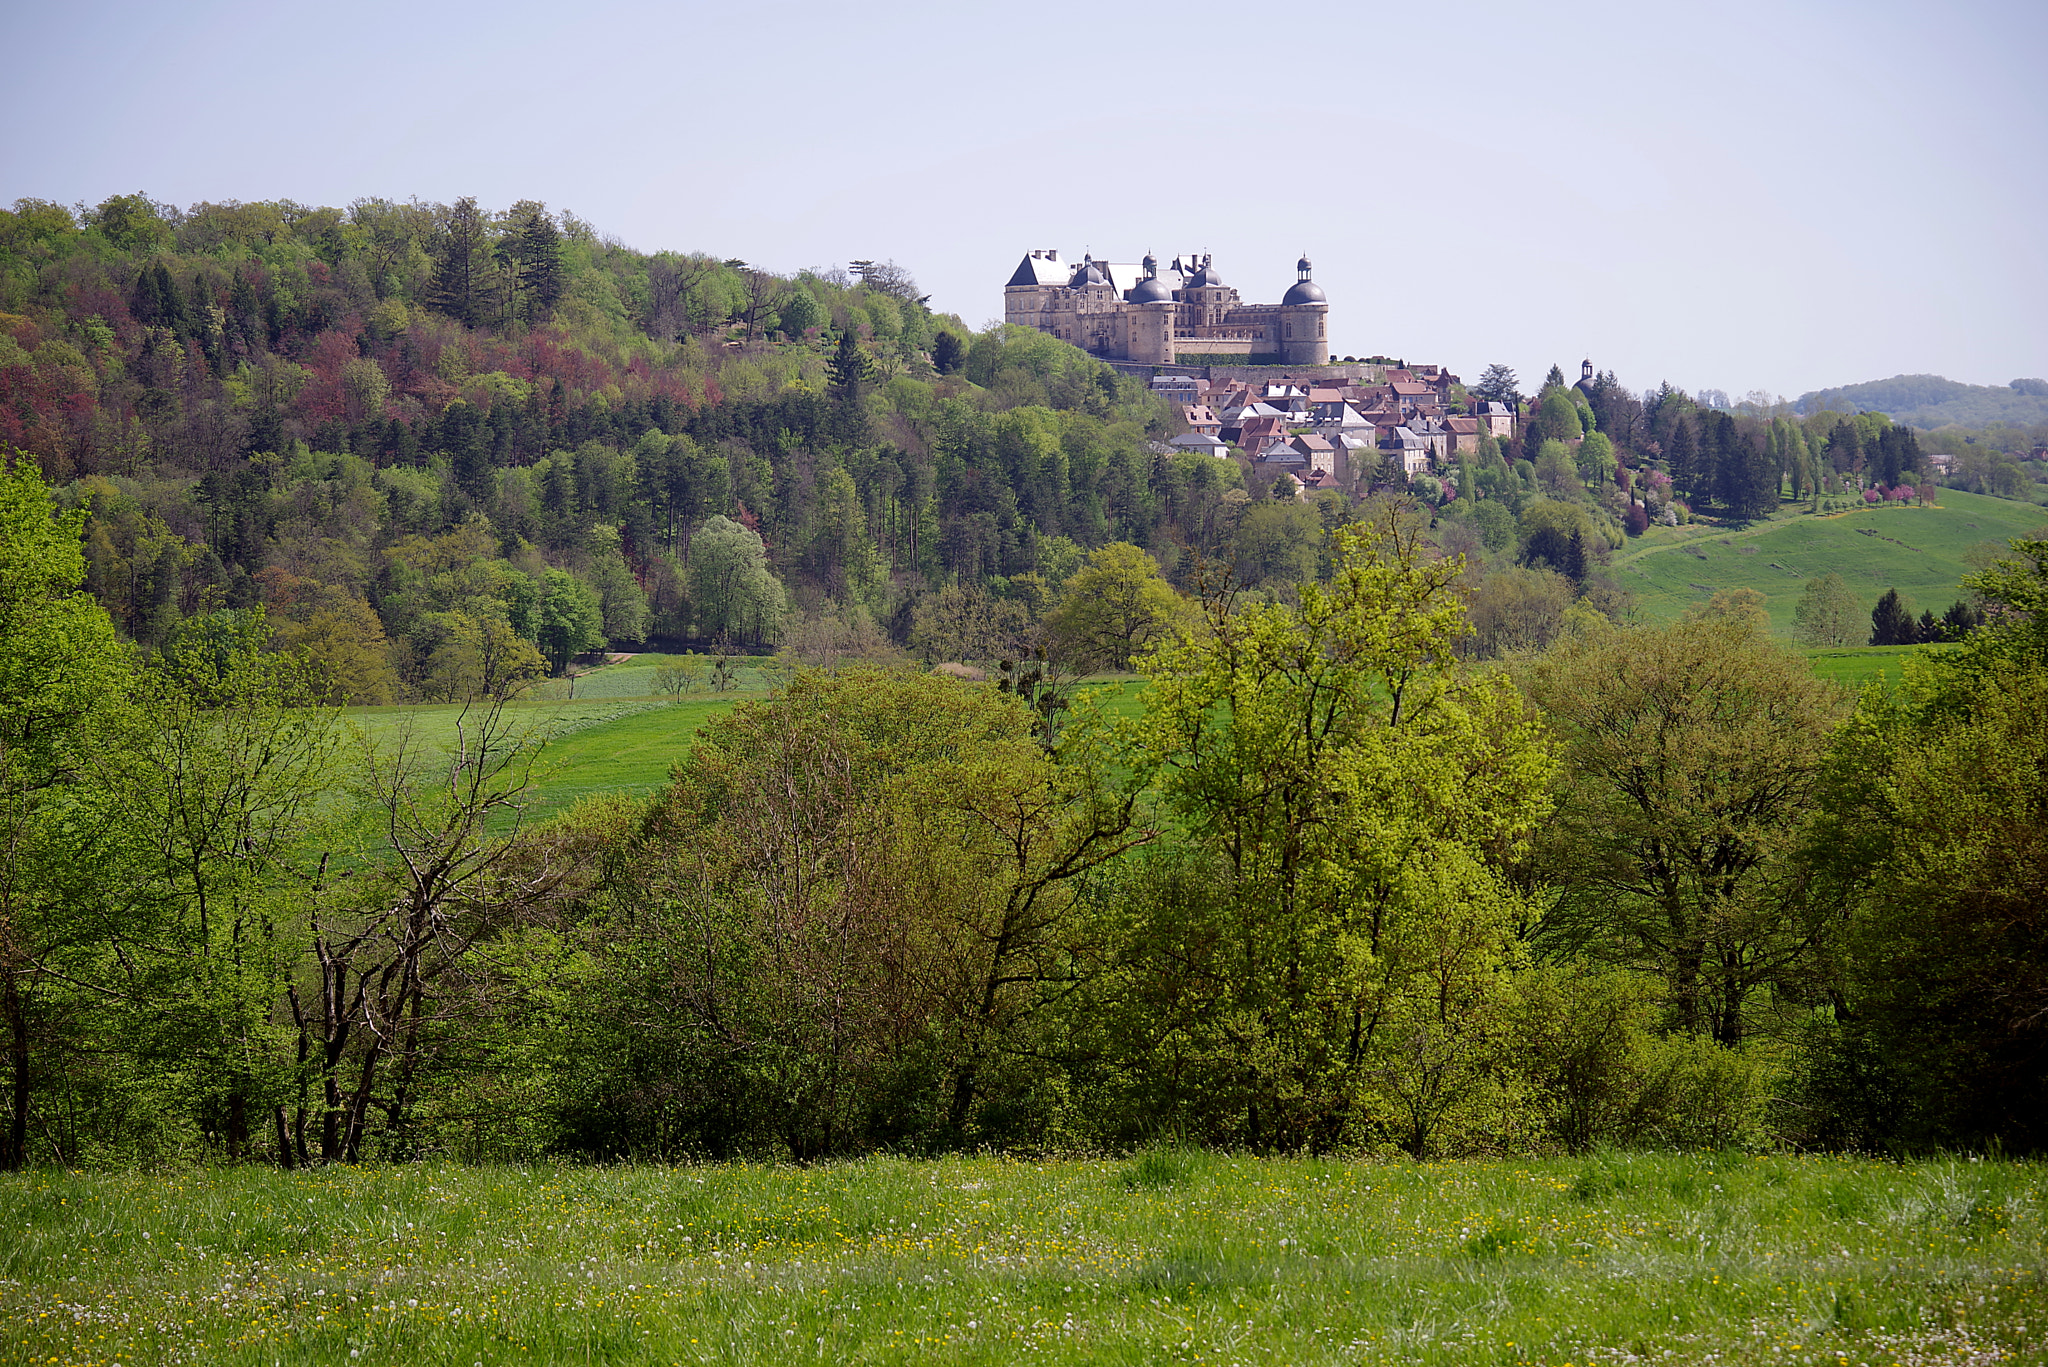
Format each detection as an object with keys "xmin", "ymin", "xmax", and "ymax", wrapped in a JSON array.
[
  {"xmin": 343, "ymin": 648, "xmax": 1928, "ymax": 830},
  {"xmin": 1614, "ymin": 489, "xmax": 2046, "ymax": 636},
  {"xmin": 4, "ymin": 1154, "xmax": 2042, "ymax": 1366},
  {"xmin": 338, "ymin": 676, "xmax": 1152, "ymax": 825},
  {"xmin": 1802, "ymin": 645, "xmax": 1931, "ymax": 690},
  {"xmin": 340, "ymin": 697, "xmax": 735, "ymax": 826}
]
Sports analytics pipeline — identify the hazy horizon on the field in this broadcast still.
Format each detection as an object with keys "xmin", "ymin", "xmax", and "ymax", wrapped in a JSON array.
[{"xmin": 3, "ymin": 0, "xmax": 2041, "ymax": 402}]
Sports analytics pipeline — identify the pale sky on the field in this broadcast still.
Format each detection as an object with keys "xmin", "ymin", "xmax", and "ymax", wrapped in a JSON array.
[{"xmin": 3, "ymin": 0, "xmax": 2042, "ymax": 400}]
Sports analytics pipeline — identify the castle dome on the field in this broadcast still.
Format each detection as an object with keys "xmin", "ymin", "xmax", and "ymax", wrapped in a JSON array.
[
  {"xmin": 1188, "ymin": 258, "xmax": 1223, "ymax": 288},
  {"xmin": 1129, "ymin": 275, "xmax": 1173, "ymax": 304},
  {"xmin": 1072, "ymin": 261, "xmax": 1107, "ymax": 288},
  {"xmin": 1282, "ymin": 253, "xmax": 1325, "ymax": 305}
]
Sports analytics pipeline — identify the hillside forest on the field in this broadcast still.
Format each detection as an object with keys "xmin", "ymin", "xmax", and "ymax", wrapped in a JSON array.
[
  {"xmin": 3, "ymin": 192, "xmax": 2028, "ymax": 694},
  {"xmin": 4, "ymin": 194, "xmax": 2047, "ymax": 1170}
]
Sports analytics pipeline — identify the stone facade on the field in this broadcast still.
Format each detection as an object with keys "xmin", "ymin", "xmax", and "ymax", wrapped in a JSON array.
[{"xmin": 1004, "ymin": 250, "xmax": 1330, "ymax": 366}]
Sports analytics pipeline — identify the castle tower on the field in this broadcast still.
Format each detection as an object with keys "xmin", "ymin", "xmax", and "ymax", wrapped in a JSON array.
[
  {"xmin": 1126, "ymin": 250, "xmax": 1175, "ymax": 365},
  {"xmin": 1277, "ymin": 253, "xmax": 1329, "ymax": 366}
]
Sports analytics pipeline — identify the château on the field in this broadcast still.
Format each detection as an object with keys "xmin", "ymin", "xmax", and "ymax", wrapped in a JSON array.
[{"xmin": 1004, "ymin": 250, "xmax": 1330, "ymax": 367}]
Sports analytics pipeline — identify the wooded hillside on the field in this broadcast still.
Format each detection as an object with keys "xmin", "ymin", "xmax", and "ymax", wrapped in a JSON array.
[{"xmin": 0, "ymin": 194, "xmax": 1284, "ymax": 697}]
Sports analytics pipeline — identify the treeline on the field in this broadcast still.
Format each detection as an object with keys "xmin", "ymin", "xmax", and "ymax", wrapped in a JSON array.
[{"xmin": 8, "ymin": 466, "xmax": 2047, "ymax": 1167}]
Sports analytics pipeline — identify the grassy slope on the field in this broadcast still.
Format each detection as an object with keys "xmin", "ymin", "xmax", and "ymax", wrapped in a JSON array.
[
  {"xmin": 4, "ymin": 1154, "xmax": 2042, "ymax": 1366},
  {"xmin": 1612, "ymin": 489, "xmax": 2046, "ymax": 635}
]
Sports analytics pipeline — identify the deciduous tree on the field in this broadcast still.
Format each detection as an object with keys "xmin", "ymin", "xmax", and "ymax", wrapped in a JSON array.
[
  {"xmin": 1119, "ymin": 502, "xmax": 1555, "ymax": 1152},
  {"xmin": 1041, "ymin": 542, "xmax": 1184, "ymax": 671},
  {"xmin": 1523, "ymin": 619, "xmax": 1847, "ymax": 1045},
  {"xmin": 1793, "ymin": 572, "xmax": 1860, "ymax": 647},
  {"xmin": 536, "ymin": 569, "xmax": 604, "ymax": 675},
  {"xmin": 0, "ymin": 459, "xmax": 131, "ymax": 1169}
]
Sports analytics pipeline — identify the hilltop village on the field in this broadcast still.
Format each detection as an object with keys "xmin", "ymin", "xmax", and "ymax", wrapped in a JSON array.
[{"xmin": 1003, "ymin": 248, "xmax": 1509, "ymax": 495}]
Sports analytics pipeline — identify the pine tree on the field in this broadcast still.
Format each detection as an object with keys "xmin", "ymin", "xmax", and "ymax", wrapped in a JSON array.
[
  {"xmin": 1870, "ymin": 588, "xmax": 1914, "ymax": 646},
  {"xmin": 1940, "ymin": 599, "xmax": 1983, "ymax": 640},
  {"xmin": 1873, "ymin": 427, "xmax": 1905, "ymax": 488},
  {"xmin": 1667, "ymin": 416, "xmax": 1700, "ymax": 500},
  {"xmin": 133, "ymin": 262, "xmax": 188, "ymax": 334},
  {"xmin": 1825, "ymin": 420, "xmax": 1861, "ymax": 479},
  {"xmin": 427, "ymin": 196, "xmax": 494, "ymax": 327},
  {"xmin": 509, "ymin": 202, "xmax": 565, "ymax": 319},
  {"xmin": 828, "ymin": 328, "xmax": 876, "ymax": 398},
  {"xmin": 1563, "ymin": 529, "xmax": 1588, "ymax": 584},
  {"xmin": 227, "ymin": 270, "xmax": 261, "ymax": 354}
]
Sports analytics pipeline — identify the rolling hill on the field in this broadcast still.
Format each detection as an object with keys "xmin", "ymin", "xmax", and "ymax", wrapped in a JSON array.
[{"xmin": 1609, "ymin": 488, "xmax": 2046, "ymax": 635}]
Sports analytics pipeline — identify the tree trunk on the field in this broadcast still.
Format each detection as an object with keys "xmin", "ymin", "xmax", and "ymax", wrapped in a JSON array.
[
  {"xmin": 342, "ymin": 1046, "xmax": 381, "ymax": 1163},
  {"xmin": 225, "ymin": 1088, "xmax": 249, "ymax": 1160},
  {"xmin": 2, "ymin": 975, "xmax": 27, "ymax": 1171}
]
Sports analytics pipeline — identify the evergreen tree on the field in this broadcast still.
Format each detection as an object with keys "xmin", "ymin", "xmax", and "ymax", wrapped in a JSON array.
[
  {"xmin": 1667, "ymin": 416, "xmax": 1701, "ymax": 500},
  {"xmin": 1870, "ymin": 588, "xmax": 1914, "ymax": 646},
  {"xmin": 1543, "ymin": 363, "xmax": 1566, "ymax": 390},
  {"xmin": 1940, "ymin": 599, "xmax": 1983, "ymax": 640},
  {"xmin": 1825, "ymin": 420, "xmax": 1862, "ymax": 478},
  {"xmin": 508, "ymin": 201, "xmax": 565, "ymax": 320},
  {"xmin": 1473, "ymin": 362, "xmax": 1520, "ymax": 407},
  {"xmin": 226, "ymin": 269, "xmax": 262, "ymax": 354},
  {"xmin": 931, "ymin": 330, "xmax": 966, "ymax": 375},
  {"xmin": 132, "ymin": 262, "xmax": 188, "ymax": 334},
  {"xmin": 828, "ymin": 328, "xmax": 876, "ymax": 399},
  {"xmin": 1874, "ymin": 427, "xmax": 1905, "ymax": 488},
  {"xmin": 427, "ymin": 196, "xmax": 494, "ymax": 327}
]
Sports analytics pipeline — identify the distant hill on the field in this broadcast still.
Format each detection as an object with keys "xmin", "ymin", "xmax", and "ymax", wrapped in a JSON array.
[{"xmin": 1795, "ymin": 374, "xmax": 2048, "ymax": 430}]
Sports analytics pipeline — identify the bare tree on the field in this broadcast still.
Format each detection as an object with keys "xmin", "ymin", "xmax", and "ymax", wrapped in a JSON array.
[
  {"xmin": 645, "ymin": 252, "xmax": 723, "ymax": 341},
  {"xmin": 739, "ymin": 266, "xmax": 781, "ymax": 345},
  {"xmin": 287, "ymin": 698, "xmax": 605, "ymax": 1162}
]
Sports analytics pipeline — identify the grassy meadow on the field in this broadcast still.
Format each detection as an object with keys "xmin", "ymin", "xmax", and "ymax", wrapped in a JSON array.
[
  {"xmin": 336, "ymin": 673, "xmax": 1153, "ymax": 824},
  {"xmin": 3, "ymin": 1153, "xmax": 2042, "ymax": 1366},
  {"xmin": 334, "ymin": 654, "xmax": 1915, "ymax": 828},
  {"xmin": 1612, "ymin": 489, "xmax": 2046, "ymax": 635}
]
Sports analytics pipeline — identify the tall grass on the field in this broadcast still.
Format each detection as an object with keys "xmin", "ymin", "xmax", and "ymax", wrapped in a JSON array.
[{"xmin": 3, "ymin": 1153, "xmax": 2042, "ymax": 1364}]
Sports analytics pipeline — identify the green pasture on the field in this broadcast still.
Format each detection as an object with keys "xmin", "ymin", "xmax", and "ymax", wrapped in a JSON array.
[
  {"xmin": 4, "ymin": 1153, "xmax": 2042, "ymax": 1366},
  {"xmin": 1803, "ymin": 644, "xmax": 1933, "ymax": 691},
  {"xmin": 338, "ymin": 675, "xmax": 1150, "ymax": 824},
  {"xmin": 341, "ymin": 647, "xmax": 1929, "ymax": 828},
  {"xmin": 1613, "ymin": 489, "xmax": 2046, "ymax": 635}
]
